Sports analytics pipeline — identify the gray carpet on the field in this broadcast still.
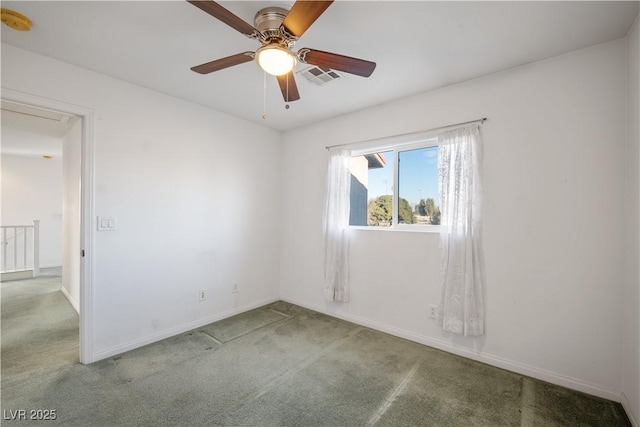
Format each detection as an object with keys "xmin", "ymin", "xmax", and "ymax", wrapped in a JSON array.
[{"xmin": 1, "ymin": 275, "xmax": 632, "ymax": 426}]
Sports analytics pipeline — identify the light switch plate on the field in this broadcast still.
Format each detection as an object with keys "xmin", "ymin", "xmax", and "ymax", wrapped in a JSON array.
[{"xmin": 97, "ymin": 216, "xmax": 116, "ymax": 231}]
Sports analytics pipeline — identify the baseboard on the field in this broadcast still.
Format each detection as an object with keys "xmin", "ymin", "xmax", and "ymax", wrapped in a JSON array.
[
  {"xmin": 59, "ymin": 286, "xmax": 80, "ymax": 314},
  {"xmin": 92, "ymin": 296, "xmax": 280, "ymax": 362},
  {"xmin": 280, "ymin": 296, "xmax": 621, "ymax": 402},
  {"xmin": 622, "ymin": 392, "xmax": 640, "ymax": 427},
  {"xmin": 1, "ymin": 270, "xmax": 33, "ymax": 281}
]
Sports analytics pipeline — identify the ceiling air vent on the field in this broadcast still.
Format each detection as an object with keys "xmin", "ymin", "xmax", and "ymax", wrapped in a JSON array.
[{"xmin": 298, "ymin": 66, "xmax": 341, "ymax": 86}]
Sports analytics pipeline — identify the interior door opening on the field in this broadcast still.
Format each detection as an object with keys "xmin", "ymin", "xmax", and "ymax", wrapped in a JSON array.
[{"xmin": 1, "ymin": 91, "xmax": 94, "ymax": 364}]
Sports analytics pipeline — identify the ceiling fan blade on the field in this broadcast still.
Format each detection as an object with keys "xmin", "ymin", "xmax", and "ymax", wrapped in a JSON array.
[
  {"xmin": 187, "ymin": 0, "xmax": 261, "ymax": 38},
  {"xmin": 281, "ymin": 1, "xmax": 333, "ymax": 39},
  {"xmin": 191, "ymin": 52, "xmax": 254, "ymax": 74},
  {"xmin": 276, "ymin": 72, "xmax": 300, "ymax": 102},
  {"xmin": 298, "ymin": 48, "xmax": 376, "ymax": 77}
]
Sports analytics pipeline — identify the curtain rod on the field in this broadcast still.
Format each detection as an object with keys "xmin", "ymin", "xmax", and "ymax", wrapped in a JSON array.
[{"xmin": 325, "ymin": 117, "xmax": 488, "ymax": 151}]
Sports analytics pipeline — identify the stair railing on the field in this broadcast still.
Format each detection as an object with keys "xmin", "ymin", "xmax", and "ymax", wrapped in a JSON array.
[{"xmin": 1, "ymin": 220, "xmax": 40, "ymax": 276}]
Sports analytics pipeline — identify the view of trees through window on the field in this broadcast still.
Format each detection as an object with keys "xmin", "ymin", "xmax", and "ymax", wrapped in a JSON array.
[{"xmin": 349, "ymin": 145, "xmax": 441, "ymax": 227}]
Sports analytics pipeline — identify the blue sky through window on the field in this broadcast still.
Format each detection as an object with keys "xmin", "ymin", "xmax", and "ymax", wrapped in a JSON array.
[{"xmin": 367, "ymin": 147, "xmax": 439, "ymax": 207}]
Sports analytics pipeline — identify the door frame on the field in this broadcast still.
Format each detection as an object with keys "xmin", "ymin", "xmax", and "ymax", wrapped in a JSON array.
[{"xmin": 2, "ymin": 87, "xmax": 95, "ymax": 364}]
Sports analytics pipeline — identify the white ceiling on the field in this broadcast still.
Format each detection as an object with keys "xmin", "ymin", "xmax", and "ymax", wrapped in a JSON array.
[
  {"xmin": 1, "ymin": 1, "xmax": 638, "ymax": 131},
  {"xmin": 1, "ymin": 125, "xmax": 64, "ymax": 158}
]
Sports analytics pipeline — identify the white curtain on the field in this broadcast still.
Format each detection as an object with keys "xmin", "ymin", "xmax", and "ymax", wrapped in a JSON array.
[
  {"xmin": 437, "ymin": 125, "xmax": 484, "ymax": 336},
  {"xmin": 323, "ymin": 149, "xmax": 352, "ymax": 302}
]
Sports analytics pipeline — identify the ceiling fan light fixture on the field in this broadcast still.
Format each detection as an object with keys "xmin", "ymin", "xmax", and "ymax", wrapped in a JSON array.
[{"xmin": 256, "ymin": 45, "xmax": 296, "ymax": 76}]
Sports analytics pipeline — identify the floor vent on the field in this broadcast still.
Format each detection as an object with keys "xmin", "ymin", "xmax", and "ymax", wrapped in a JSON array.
[{"xmin": 298, "ymin": 66, "xmax": 341, "ymax": 86}]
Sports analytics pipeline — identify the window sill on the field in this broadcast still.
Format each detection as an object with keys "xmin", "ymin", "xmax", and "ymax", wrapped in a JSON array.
[{"xmin": 349, "ymin": 225, "xmax": 441, "ymax": 234}]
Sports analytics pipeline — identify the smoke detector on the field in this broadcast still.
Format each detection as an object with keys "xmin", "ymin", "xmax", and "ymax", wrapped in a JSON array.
[{"xmin": 1, "ymin": 8, "xmax": 32, "ymax": 31}]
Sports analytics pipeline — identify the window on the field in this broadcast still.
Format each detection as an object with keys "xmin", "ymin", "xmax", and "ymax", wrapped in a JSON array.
[{"xmin": 349, "ymin": 140, "xmax": 441, "ymax": 229}]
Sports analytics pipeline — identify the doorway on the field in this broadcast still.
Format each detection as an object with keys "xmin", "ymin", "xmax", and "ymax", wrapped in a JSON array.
[{"xmin": 1, "ymin": 89, "xmax": 94, "ymax": 364}]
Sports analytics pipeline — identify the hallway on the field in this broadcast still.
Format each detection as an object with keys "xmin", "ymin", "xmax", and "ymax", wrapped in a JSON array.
[{"xmin": 1, "ymin": 269, "xmax": 78, "ymax": 389}]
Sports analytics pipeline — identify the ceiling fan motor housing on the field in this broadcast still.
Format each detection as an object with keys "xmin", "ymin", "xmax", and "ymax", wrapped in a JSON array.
[{"xmin": 254, "ymin": 7, "xmax": 293, "ymax": 47}]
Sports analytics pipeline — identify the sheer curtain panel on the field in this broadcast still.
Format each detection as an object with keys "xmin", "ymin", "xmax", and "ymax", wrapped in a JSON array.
[
  {"xmin": 437, "ymin": 125, "xmax": 484, "ymax": 336},
  {"xmin": 323, "ymin": 149, "xmax": 352, "ymax": 302}
]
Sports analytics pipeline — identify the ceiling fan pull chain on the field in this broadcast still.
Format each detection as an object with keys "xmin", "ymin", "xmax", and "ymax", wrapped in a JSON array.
[{"xmin": 262, "ymin": 70, "xmax": 268, "ymax": 120}]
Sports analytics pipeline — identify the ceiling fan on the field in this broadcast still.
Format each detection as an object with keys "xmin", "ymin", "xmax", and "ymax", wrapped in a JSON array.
[{"xmin": 187, "ymin": 0, "xmax": 376, "ymax": 103}]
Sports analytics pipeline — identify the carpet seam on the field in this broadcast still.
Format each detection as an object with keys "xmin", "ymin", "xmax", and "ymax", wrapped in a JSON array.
[
  {"xmin": 198, "ymin": 330, "xmax": 223, "ymax": 345},
  {"xmin": 366, "ymin": 355, "xmax": 424, "ymax": 426},
  {"xmin": 265, "ymin": 308, "xmax": 292, "ymax": 318},
  {"xmin": 203, "ymin": 311, "xmax": 290, "ymax": 344},
  {"xmin": 210, "ymin": 326, "xmax": 366, "ymax": 423},
  {"xmin": 520, "ymin": 377, "xmax": 536, "ymax": 427}
]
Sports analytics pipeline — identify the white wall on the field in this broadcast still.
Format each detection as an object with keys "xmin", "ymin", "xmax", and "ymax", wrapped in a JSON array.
[
  {"xmin": 280, "ymin": 39, "xmax": 627, "ymax": 400},
  {"xmin": 623, "ymin": 13, "xmax": 640, "ymax": 427},
  {"xmin": 1, "ymin": 148, "xmax": 63, "ymax": 268},
  {"xmin": 1, "ymin": 44, "xmax": 283, "ymax": 360},
  {"xmin": 62, "ymin": 119, "xmax": 82, "ymax": 312}
]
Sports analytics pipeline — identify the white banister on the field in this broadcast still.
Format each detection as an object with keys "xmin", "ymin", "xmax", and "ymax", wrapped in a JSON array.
[
  {"xmin": 23, "ymin": 227, "xmax": 28, "ymax": 270},
  {"xmin": 33, "ymin": 220, "xmax": 40, "ymax": 277},
  {"xmin": 13, "ymin": 227, "xmax": 18, "ymax": 272},
  {"xmin": 0, "ymin": 220, "xmax": 40, "ymax": 279},
  {"xmin": 2, "ymin": 227, "xmax": 6, "ymax": 272}
]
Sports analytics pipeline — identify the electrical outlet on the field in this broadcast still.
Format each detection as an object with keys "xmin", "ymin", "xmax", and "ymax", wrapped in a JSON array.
[
  {"xmin": 428, "ymin": 304, "xmax": 438, "ymax": 319},
  {"xmin": 232, "ymin": 283, "xmax": 238, "ymax": 294},
  {"xmin": 198, "ymin": 289, "xmax": 206, "ymax": 302}
]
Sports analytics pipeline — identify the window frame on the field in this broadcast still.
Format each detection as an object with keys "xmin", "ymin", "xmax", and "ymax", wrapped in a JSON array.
[{"xmin": 350, "ymin": 137, "xmax": 441, "ymax": 233}]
